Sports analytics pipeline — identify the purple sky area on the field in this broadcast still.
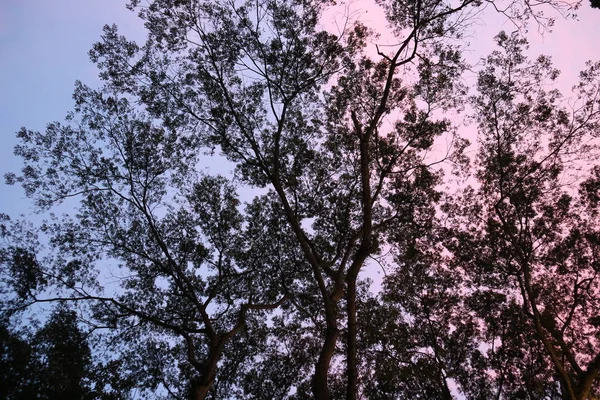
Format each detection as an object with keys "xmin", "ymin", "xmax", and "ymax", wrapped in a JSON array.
[{"xmin": 0, "ymin": 0, "xmax": 599, "ymax": 219}]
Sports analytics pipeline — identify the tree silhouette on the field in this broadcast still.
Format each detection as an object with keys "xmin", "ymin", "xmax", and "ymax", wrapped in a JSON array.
[
  {"xmin": 2, "ymin": 0, "xmax": 598, "ymax": 399},
  {"xmin": 444, "ymin": 33, "xmax": 600, "ymax": 399},
  {"xmin": 0, "ymin": 306, "xmax": 130, "ymax": 399}
]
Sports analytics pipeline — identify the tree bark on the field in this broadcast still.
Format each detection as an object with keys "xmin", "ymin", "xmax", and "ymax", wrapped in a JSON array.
[
  {"xmin": 190, "ymin": 380, "xmax": 213, "ymax": 400},
  {"xmin": 577, "ymin": 352, "xmax": 600, "ymax": 400},
  {"xmin": 346, "ymin": 277, "xmax": 358, "ymax": 400},
  {"xmin": 189, "ymin": 339, "xmax": 225, "ymax": 400},
  {"xmin": 313, "ymin": 316, "xmax": 339, "ymax": 400}
]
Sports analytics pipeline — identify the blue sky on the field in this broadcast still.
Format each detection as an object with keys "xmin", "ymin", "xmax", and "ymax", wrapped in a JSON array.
[
  {"xmin": 1, "ymin": 0, "xmax": 599, "ymax": 219},
  {"xmin": 0, "ymin": 0, "xmax": 144, "ymax": 217}
]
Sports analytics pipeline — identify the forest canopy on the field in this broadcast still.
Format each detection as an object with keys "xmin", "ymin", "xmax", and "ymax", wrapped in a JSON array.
[{"xmin": 2, "ymin": 0, "xmax": 600, "ymax": 399}]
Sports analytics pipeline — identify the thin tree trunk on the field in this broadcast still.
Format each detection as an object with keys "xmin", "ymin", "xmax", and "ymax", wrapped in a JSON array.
[
  {"xmin": 346, "ymin": 276, "xmax": 358, "ymax": 400},
  {"xmin": 576, "ymin": 352, "xmax": 600, "ymax": 400}
]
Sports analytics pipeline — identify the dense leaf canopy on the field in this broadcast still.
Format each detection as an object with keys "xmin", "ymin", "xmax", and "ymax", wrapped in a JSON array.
[{"xmin": 2, "ymin": 0, "xmax": 600, "ymax": 399}]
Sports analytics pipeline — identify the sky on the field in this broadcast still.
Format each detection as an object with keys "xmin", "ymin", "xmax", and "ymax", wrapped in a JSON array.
[
  {"xmin": 0, "ymin": 0, "xmax": 144, "ymax": 217},
  {"xmin": 0, "ymin": 0, "xmax": 599, "ymax": 219}
]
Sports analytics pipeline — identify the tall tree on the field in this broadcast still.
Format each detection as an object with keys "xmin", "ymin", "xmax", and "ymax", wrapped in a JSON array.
[
  {"xmin": 445, "ymin": 32, "xmax": 600, "ymax": 399},
  {"xmin": 1, "ymin": 88, "xmax": 290, "ymax": 398},
  {"xmin": 0, "ymin": 306, "xmax": 129, "ymax": 399},
  {"xmin": 86, "ymin": 0, "xmax": 481, "ymax": 397}
]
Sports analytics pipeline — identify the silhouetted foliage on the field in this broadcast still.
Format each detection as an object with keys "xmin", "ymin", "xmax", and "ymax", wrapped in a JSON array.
[
  {"xmin": 2, "ymin": 0, "xmax": 599, "ymax": 399},
  {"xmin": 0, "ymin": 307, "xmax": 130, "ymax": 399}
]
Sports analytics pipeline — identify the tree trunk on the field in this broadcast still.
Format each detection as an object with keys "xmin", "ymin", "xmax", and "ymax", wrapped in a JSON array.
[
  {"xmin": 189, "ymin": 339, "xmax": 225, "ymax": 400},
  {"xmin": 313, "ymin": 318, "xmax": 339, "ymax": 400},
  {"xmin": 346, "ymin": 277, "xmax": 358, "ymax": 400},
  {"xmin": 576, "ymin": 353, "xmax": 600, "ymax": 400},
  {"xmin": 190, "ymin": 380, "xmax": 213, "ymax": 400}
]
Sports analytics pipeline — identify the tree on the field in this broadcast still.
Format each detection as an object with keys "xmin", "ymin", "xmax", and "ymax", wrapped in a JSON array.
[
  {"xmin": 34, "ymin": 307, "xmax": 93, "ymax": 399},
  {"xmin": 444, "ymin": 32, "xmax": 600, "ymax": 399},
  {"xmin": 0, "ymin": 319, "xmax": 37, "ymax": 400},
  {"xmin": 80, "ymin": 0, "xmax": 480, "ymax": 397},
  {"xmin": 2, "ymin": 0, "xmax": 595, "ymax": 399},
  {"xmin": 1, "ymin": 94, "xmax": 291, "ymax": 398},
  {"xmin": 0, "ymin": 306, "xmax": 130, "ymax": 399}
]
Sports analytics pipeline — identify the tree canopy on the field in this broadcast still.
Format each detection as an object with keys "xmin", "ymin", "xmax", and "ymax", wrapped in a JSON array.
[{"xmin": 2, "ymin": 0, "xmax": 600, "ymax": 399}]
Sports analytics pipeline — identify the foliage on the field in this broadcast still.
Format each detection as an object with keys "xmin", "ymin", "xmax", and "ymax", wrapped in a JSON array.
[
  {"xmin": 445, "ymin": 32, "xmax": 600, "ymax": 399},
  {"xmin": 2, "ymin": 0, "xmax": 600, "ymax": 399},
  {"xmin": 0, "ymin": 306, "xmax": 130, "ymax": 399}
]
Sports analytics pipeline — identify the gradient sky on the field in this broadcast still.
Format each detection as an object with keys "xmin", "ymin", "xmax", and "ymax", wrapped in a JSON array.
[
  {"xmin": 0, "ymin": 0, "xmax": 144, "ymax": 218},
  {"xmin": 0, "ymin": 0, "xmax": 599, "ymax": 219}
]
